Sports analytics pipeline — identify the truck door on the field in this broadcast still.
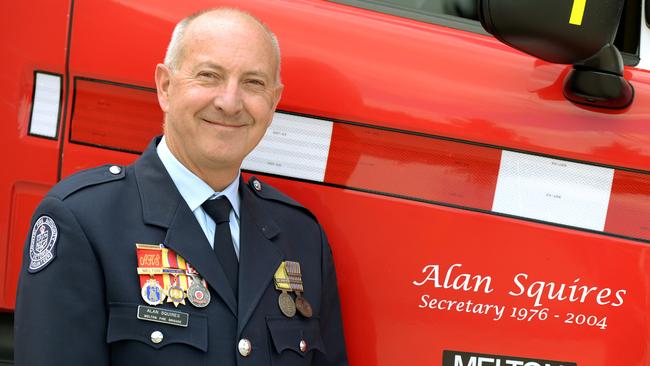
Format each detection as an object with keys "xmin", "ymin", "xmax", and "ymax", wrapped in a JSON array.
[{"xmin": 0, "ymin": 0, "xmax": 70, "ymax": 312}]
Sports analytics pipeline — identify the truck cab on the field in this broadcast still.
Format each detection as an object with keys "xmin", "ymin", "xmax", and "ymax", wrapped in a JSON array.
[{"xmin": 1, "ymin": 0, "xmax": 649, "ymax": 364}]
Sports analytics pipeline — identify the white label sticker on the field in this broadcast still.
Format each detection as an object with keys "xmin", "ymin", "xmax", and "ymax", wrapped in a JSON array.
[
  {"xmin": 242, "ymin": 113, "xmax": 333, "ymax": 182},
  {"xmin": 29, "ymin": 73, "xmax": 61, "ymax": 138},
  {"xmin": 492, "ymin": 151, "xmax": 614, "ymax": 231}
]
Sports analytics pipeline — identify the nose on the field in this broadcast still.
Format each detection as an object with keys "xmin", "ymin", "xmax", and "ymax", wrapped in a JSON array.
[{"xmin": 213, "ymin": 79, "xmax": 243, "ymax": 116}]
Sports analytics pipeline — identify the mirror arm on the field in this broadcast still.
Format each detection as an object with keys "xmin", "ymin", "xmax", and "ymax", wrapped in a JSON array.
[{"xmin": 563, "ymin": 44, "xmax": 634, "ymax": 109}]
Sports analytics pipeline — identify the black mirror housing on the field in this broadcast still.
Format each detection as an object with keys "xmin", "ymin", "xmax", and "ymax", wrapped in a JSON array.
[{"xmin": 479, "ymin": 0, "xmax": 625, "ymax": 64}]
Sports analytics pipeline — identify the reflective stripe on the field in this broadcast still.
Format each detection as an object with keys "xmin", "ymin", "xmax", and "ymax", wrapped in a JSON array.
[
  {"xmin": 492, "ymin": 151, "xmax": 614, "ymax": 231},
  {"xmin": 64, "ymin": 76, "xmax": 650, "ymax": 241},
  {"xmin": 242, "ymin": 113, "xmax": 333, "ymax": 182},
  {"xmin": 29, "ymin": 72, "xmax": 62, "ymax": 138},
  {"xmin": 248, "ymin": 114, "xmax": 646, "ymax": 240}
]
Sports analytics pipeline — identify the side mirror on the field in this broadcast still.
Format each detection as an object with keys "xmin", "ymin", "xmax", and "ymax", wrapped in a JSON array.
[{"xmin": 479, "ymin": 0, "xmax": 634, "ymax": 109}]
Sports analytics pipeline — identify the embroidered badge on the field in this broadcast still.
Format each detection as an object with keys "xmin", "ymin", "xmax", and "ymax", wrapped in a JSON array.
[{"xmin": 28, "ymin": 215, "xmax": 58, "ymax": 273}]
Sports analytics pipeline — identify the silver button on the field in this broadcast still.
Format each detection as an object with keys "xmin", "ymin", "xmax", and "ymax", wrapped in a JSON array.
[
  {"xmin": 150, "ymin": 331, "xmax": 163, "ymax": 344},
  {"xmin": 299, "ymin": 339, "xmax": 307, "ymax": 352},
  {"xmin": 253, "ymin": 179, "xmax": 262, "ymax": 191},
  {"xmin": 238, "ymin": 338, "xmax": 252, "ymax": 356},
  {"xmin": 109, "ymin": 165, "xmax": 122, "ymax": 175}
]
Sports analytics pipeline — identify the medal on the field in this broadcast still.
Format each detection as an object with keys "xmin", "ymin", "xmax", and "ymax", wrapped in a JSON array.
[
  {"xmin": 135, "ymin": 244, "xmax": 211, "ymax": 309},
  {"xmin": 294, "ymin": 294, "xmax": 313, "ymax": 318},
  {"xmin": 166, "ymin": 276, "xmax": 186, "ymax": 307},
  {"xmin": 274, "ymin": 262, "xmax": 296, "ymax": 317},
  {"xmin": 141, "ymin": 278, "xmax": 165, "ymax": 306},
  {"xmin": 278, "ymin": 290, "xmax": 296, "ymax": 317},
  {"xmin": 187, "ymin": 275, "xmax": 211, "ymax": 308},
  {"xmin": 285, "ymin": 261, "xmax": 313, "ymax": 318},
  {"xmin": 137, "ymin": 244, "xmax": 167, "ymax": 306}
]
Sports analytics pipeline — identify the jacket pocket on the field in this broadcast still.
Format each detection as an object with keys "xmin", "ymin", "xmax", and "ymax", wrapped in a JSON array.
[
  {"xmin": 107, "ymin": 303, "xmax": 207, "ymax": 366},
  {"xmin": 267, "ymin": 316, "xmax": 326, "ymax": 365}
]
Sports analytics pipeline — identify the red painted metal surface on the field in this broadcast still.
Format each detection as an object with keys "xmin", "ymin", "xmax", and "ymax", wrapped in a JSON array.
[
  {"xmin": 262, "ymin": 173, "xmax": 650, "ymax": 366},
  {"xmin": 325, "ymin": 123, "xmax": 502, "ymax": 210},
  {"xmin": 0, "ymin": 0, "xmax": 70, "ymax": 310},
  {"xmin": 70, "ymin": 78, "xmax": 162, "ymax": 153},
  {"xmin": 606, "ymin": 170, "xmax": 650, "ymax": 239},
  {"xmin": 1, "ymin": 0, "xmax": 649, "ymax": 365}
]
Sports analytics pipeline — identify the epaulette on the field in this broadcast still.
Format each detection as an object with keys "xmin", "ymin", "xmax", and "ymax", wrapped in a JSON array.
[
  {"xmin": 48, "ymin": 164, "xmax": 126, "ymax": 200},
  {"xmin": 247, "ymin": 176, "xmax": 317, "ymax": 221}
]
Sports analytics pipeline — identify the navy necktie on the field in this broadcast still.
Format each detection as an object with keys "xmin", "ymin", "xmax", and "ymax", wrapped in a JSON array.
[{"xmin": 202, "ymin": 197, "xmax": 238, "ymax": 297}]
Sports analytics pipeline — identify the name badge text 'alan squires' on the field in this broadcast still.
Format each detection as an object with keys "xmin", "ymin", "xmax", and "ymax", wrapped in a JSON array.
[{"xmin": 412, "ymin": 263, "xmax": 626, "ymax": 308}]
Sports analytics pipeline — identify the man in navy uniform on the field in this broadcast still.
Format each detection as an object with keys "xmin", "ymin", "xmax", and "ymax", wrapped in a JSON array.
[{"xmin": 15, "ymin": 8, "xmax": 347, "ymax": 365}]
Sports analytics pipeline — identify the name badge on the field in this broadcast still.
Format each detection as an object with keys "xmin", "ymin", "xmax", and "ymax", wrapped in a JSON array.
[{"xmin": 137, "ymin": 305, "xmax": 189, "ymax": 327}]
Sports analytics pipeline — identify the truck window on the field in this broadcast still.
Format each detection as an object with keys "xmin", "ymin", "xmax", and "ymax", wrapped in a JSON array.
[{"xmin": 333, "ymin": 0, "xmax": 642, "ymax": 66}]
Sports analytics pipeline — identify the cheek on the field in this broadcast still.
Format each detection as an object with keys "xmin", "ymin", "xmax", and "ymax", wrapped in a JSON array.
[
  {"xmin": 171, "ymin": 87, "xmax": 211, "ymax": 113},
  {"xmin": 247, "ymin": 91, "xmax": 276, "ymax": 111}
]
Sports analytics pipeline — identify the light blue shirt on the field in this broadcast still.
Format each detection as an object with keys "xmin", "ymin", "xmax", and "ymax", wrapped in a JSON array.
[{"xmin": 157, "ymin": 136, "xmax": 241, "ymax": 259}]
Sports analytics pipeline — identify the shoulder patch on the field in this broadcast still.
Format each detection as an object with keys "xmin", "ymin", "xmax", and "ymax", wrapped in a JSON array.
[
  {"xmin": 247, "ymin": 177, "xmax": 317, "ymax": 220},
  {"xmin": 49, "ymin": 164, "xmax": 125, "ymax": 200},
  {"xmin": 28, "ymin": 215, "xmax": 59, "ymax": 273}
]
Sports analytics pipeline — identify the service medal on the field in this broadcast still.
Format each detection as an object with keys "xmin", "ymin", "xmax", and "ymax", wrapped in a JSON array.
[
  {"xmin": 167, "ymin": 277, "xmax": 186, "ymax": 307},
  {"xmin": 278, "ymin": 290, "xmax": 297, "ymax": 317},
  {"xmin": 274, "ymin": 262, "xmax": 296, "ymax": 317},
  {"xmin": 284, "ymin": 261, "xmax": 313, "ymax": 318},
  {"xmin": 187, "ymin": 275, "xmax": 211, "ymax": 308},
  {"xmin": 295, "ymin": 294, "xmax": 313, "ymax": 318},
  {"xmin": 141, "ymin": 278, "xmax": 165, "ymax": 306}
]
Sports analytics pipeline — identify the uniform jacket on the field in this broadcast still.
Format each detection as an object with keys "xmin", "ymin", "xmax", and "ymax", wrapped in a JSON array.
[{"xmin": 15, "ymin": 137, "xmax": 348, "ymax": 366}]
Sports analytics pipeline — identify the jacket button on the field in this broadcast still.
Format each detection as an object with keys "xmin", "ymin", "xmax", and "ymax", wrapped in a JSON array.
[
  {"xmin": 150, "ymin": 331, "xmax": 163, "ymax": 344},
  {"xmin": 300, "ymin": 339, "xmax": 307, "ymax": 352},
  {"xmin": 253, "ymin": 179, "xmax": 262, "ymax": 191},
  {"xmin": 109, "ymin": 165, "xmax": 122, "ymax": 175},
  {"xmin": 238, "ymin": 338, "xmax": 252, "ymax": 356}
]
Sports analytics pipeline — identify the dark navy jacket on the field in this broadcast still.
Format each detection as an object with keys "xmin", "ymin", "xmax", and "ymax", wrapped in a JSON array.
[{"xmin": 15, "ymin": 137, "xmax": 347, "ymax": 366}]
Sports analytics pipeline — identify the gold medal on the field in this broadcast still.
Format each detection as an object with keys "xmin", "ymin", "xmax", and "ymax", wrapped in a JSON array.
[
  {"xmin": 166, "ymin": 276, "xmax": 186, "ymax": 307},
  {"xmin": 278, "ymin": 290, "xmax": 296, "ymax": 317}
]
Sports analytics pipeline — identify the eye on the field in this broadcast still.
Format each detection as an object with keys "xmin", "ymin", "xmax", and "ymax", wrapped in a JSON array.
[
  {"xmin": 245, "ymin": 79, "xmax": 266, "ymax": 87},
  {"xmin": 197, "ymin": 71, "xmax": 219, "ymax": 79}
]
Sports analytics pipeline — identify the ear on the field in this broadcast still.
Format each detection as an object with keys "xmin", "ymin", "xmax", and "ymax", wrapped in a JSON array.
[
  {"xmin": 155, "ymin": 63, "xmax": 172, "ymax": 113},
  {"xmin": 270, "ymin": 83, "xmax": 284, "ymax": 113},
  {"xmin": 264, "ymin": 84, "xmax": 284, "ymax": 128}
]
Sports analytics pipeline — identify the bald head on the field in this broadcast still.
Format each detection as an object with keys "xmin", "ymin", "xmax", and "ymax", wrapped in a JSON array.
[{"xmin": 164, "ymin": 8, "xmax": 282, "ymax": 85}]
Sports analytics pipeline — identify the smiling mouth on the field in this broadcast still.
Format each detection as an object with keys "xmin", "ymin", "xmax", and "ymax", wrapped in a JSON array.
[{"xmin": 201, "ymin": 119, "xmax": 246, "ymax": 128}]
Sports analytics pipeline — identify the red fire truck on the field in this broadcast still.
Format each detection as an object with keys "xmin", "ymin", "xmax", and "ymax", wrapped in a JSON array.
[{"xmin": 1, "ymin": 0, "xmax": 649, "ymax": 365}]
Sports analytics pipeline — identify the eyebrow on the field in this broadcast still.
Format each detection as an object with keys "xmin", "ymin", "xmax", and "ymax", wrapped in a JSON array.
[
  {"xmin": 192, "ymin": 62, "xmax": 224, "ymax": 72},
  {"xmin": 193, "ymin": 62, "xmax": 271, "ymax": 80},
  {"xmin": 242, "ymin": 70, "xmax": 271, "ymax": 80}
]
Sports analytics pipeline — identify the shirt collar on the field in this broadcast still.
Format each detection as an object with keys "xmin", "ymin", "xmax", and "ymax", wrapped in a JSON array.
[{"xmin": 157, "ymin": 136, "xmax": 240, "ymax": 218}]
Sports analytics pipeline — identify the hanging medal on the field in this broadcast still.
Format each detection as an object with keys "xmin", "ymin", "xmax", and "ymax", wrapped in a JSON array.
[
  {"xmin": 285, "ymin": 261, "xmax": 313, "ymax": 318},
  {"xmin": 135, "ymin": 243, "xmax": 208, "ymax": 309},
  {"xmin": 136, "ymin": 244, "xmax": 166, "ymax": 306},
  {"xmin": 187, "ymin": 274, "xmax": 211, "ymax": 308},
  {"xmin": 274, "ymin": 262, "xmax": 296, "ymax": 317},
  {"xmin": 141, "ymin": 277, "xmax": 165, "ymax": 305},
  {"xmin": 165, "ymin": 275, "xmax": 186, "ymax": 307}
]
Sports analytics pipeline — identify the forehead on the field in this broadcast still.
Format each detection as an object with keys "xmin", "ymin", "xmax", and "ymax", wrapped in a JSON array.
[{"xmin": 181, "ymin": 14, "xmax": 277, "ymax": 73}]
